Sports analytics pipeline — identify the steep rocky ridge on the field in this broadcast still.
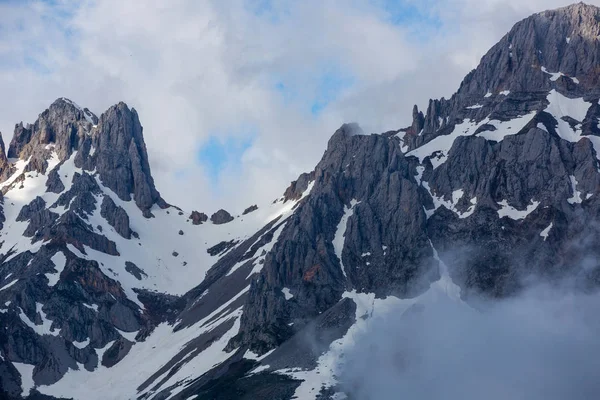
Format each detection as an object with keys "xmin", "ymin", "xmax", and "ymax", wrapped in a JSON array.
[{"xmin": 401, "ymin": 2, "xmax": 600, "ymax": 151}]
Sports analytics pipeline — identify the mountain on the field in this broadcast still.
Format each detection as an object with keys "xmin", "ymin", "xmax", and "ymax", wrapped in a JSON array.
[{"xmin": 1, "ymin": 3, "xmax": 600, "ymax": 399}]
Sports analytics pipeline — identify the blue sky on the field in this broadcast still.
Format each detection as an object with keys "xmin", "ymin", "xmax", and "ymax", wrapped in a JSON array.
[
  {"xmin": 198, "ymin": 134, "xmax": 255, "ymax": 184},
  {"xmin": 196, "ymin": 0, "xmax": 431, "ymax": 183},
  {"xmin": 378, "ymin": 0, "xmax": 439, "ymax": 27}
]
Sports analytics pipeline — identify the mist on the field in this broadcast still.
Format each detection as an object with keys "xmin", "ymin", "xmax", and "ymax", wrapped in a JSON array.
[{"xmin": 338, "ymin": 282, "xmax": 600, "ymax": 400}]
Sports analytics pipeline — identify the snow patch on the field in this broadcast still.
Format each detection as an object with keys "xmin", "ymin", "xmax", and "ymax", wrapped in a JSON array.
[
  {"xmin": 83, "ymin": 303, "xmax": 99, "ymax": 312},
  {"xmin": 72, "ymin": 338, "xmax": 90, "ymax": 349},
  {"xmin": 13, "ymin": 362, "xmax": 35, "ymax": 396},
  {"xmin": 333, "ymin": 200, "xmax": 359, "ymax": 277},
  {"xmin": 399, "ymin": 137, "xmax": 408, "ymax": 153},
  {"xmin": 567, "ymin": 176, "xmax": 582, "ymax": 204},
  {"xmin": 499, "ymin": 90, "xmax": 510, "ymax": 96},
  {"xmin": 244, "ymin": 349, "xmax": 274, "ymax": 362},
  {"xmin": 408, "ymin": 112, "xmax": 535, "ymax": 169},
  {"xmin": 497, "ymin": 199, "xmax": 540, "ymax": 220},
  {"xmin": 541, "ymin": 66, "xmax": 565, "ymax": 82},
  {"xmin": 484, "ymin": 92, "xmax": 492, "ymax": 98},
  {"xmin": 46, "ymin": 251, "xmax": 67, "ymax": 287},
  {"xmin": 94, "ymin": 340, "xmax": 115, "ymax": 364},
  {"xmin": 251, "ymin": 365, "xmax": 271, "ymax": 374},
  {"xmin": 414, "ymin": 166, "xmax": 425, "ymax": 186},
  {"xmin": 0, "ymin": 157, "xmax": 29, "ymax": 190},
  {"xmin": 477, "ymin": 112, "xmax": 536, "ymax": 142},
  {"xmin": 545, "ymin": 90, "xmax": 589, "ymax": 142},
  {"xmin": 407, "ymin": 118, "xmax": 480, "ymax": 168},
  {"xmin": 466, "ymin": 104, "xmax": 483, "ymax": 109},
  {"xmin": 19, "ymin": 303, "xmax": 61, "ymax": 337},
  {"xmin": 540, "ymin": 223, "xmax": 553, "ymax": 241},
  {"xmin": 0, "ymin": 278, "xmax": 18, "ymax": 292},
  {"xmin": 422, "ymin": 183, "xmax": 477, "ymax": 219},
  {"xmin": 116, "ymin": 328, "xmax": 138, "ymax": 342},
  {"xmin": 282, "ymin": 287, "xmax": 293, "ymax": 300}
]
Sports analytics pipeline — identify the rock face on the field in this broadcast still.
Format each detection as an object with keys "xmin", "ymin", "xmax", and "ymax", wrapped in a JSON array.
[
  {"xmin": 8, "ymin": 99, "xmax": 95, "ymax": 163},
  {"xmin": 231, "ymin": 124, "xmax": 438, "ymax": 353},
  {"xmin": 402, "ymin": 2, "xmax": 600, "ymax": 152},
  {"xmin": 282, "ymin": 171, "xmax": 315, "ymax": 202},
  {"xmin": 3, "ymin": 4, "xmax": 600, "ymax": 400},
  {"xmin": 100, "ymin": 195, "xmax": 131, "ymax": 239},
  {"xmin": 242, "ymin": 205, "xmax": 258, "ymax": 215},
  {"xmin": 210, "ymin": 209, "xmax": 234, "ymax": 225},
  {"xmin": 88, "ymin": 103, "xmax": 164, "ymax": 216},
  {"xmin": 189, "ymin": 210, "xmax": 208, "ymax": 225},
  {"xmin": 125, "ymin": 261, "xmax": 147, "ymax": 280},
  {"xmin": 0, "ymin": 134, "xmax": 14, "ymax": 182}
]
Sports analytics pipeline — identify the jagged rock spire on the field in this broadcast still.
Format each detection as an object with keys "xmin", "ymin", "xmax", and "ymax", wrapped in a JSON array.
[
  {"xmin": 8, "ymin": 98, "xmax": 96, "ymax": 163},
  {"xmin": 3, "ymin": 98, "xmax": 165, "ymax": 215},
  {"xmin": 87, "ymin": 102, "xmax": 165, "ymax": 216},
  {"xmin": 0, "ymin": 133, "xmax": 14, "ymax": 182}
]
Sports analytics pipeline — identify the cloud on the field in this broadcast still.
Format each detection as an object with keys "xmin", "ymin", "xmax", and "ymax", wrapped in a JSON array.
[
  {"xmin": 339, "ymin": 282, "xmax": 600, "ymax": 400},
  {"xmin": 1, "ymin": 0, "xmax": 600, "ymax": 213}
]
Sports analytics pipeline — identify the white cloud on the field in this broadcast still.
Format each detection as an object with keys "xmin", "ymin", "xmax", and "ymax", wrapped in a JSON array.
[
  {"xmin": 339, "ymin": 283, "xmax": 600, "ymax": 399},
  {"xmin": 1, "ymin": 0, "xmax": 599, "ymax": 213}
]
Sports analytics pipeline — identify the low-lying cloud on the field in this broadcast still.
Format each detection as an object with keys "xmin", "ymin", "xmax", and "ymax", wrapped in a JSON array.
[{"xmin": 339, "ymin": 283, "xmax": 600, "ymax": 400}]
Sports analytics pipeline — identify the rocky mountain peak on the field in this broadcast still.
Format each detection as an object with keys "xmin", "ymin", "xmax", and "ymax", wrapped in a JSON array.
[
  {"xmin": 0, "ymin": 98, "xmax": 165, "ymax": 215},
  {"xmin": 0, "ymin": 133, "xmax": 13, "ymax": 182},
  {"xmin": 86, "ymin": 101, "xmax": 165, "ymax": 216},
  {"xmin": 232, "ymin": 1, "xmax": 600, "ymax": 360},
  {"xmin": 5, "ymin": 98, "xmax": 96, "ymax": 177},
  {"xmin": 402, "ymin": 2, "xmax": 600, "ymax": 152},
  {"xmin": 457, "ymin": 1, "xmax": 600, "ymax": 100}
]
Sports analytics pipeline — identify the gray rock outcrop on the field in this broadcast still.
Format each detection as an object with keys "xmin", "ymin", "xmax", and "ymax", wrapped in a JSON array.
[
  {"xmin": 189, "ymin": 211, "xmax": 208, "ymax": 225},
  {"xmin": 242, "ymin": 204, "xmax": 258, "ymax": 215},
  {"xmin": 210, "ymin": 209, "xmax": 234, "ymax": 225},
  {"xmin": 100, "ymin": 195, "xmax": 132, "ymax": 239},
  {"xmin": 88, "ymin": 102, "xmax": 165, "ymax": 216}
]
